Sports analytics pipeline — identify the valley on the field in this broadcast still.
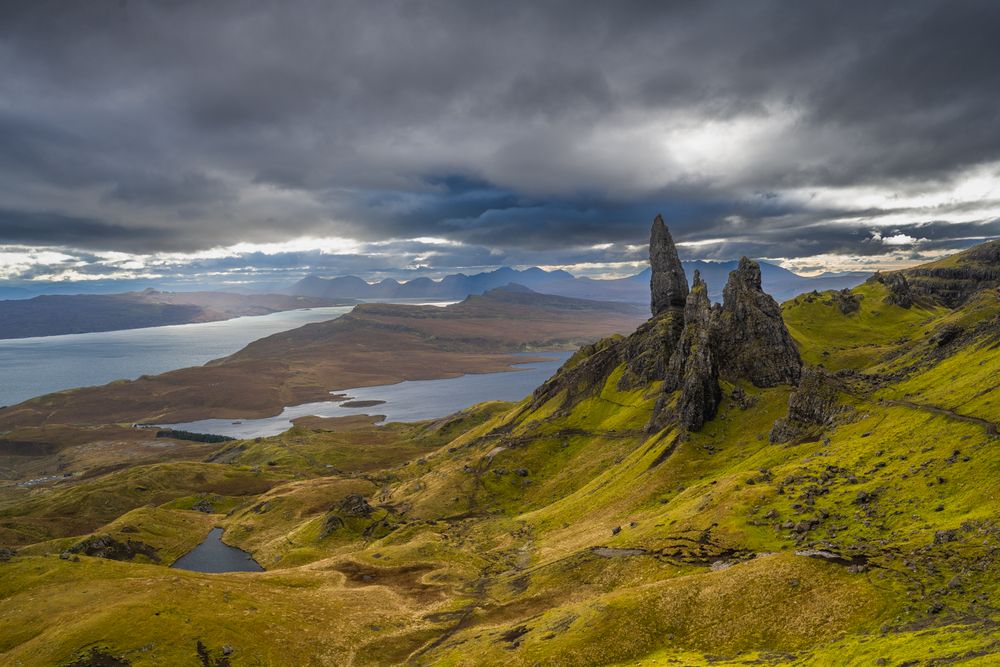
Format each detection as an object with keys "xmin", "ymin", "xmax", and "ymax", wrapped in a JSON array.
[{"xmin": 0, "ymin": 227, "xmax": 997, "ymax": 666}]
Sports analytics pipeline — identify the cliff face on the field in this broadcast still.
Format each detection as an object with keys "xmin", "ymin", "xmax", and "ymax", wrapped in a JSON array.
[
  {"xmin": 528, "ymin": 215, "xmax": 801, "ymax": 434},
  {"xmin": 877, "ymin": 238, "xmax": 1000, "ymax": 307}
]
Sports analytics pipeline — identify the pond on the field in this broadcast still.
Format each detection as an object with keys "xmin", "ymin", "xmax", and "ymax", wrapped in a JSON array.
[
  {"xmin": 164, "ymin": 351, "xmax": 572, "ymax": 439},
  {"xmin": 170, "ymin": 527, "xmax": 263, "ymax": 573}
]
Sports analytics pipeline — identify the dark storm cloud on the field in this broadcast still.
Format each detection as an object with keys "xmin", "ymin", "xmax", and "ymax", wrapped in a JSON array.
[
  {"xmin": 103, "ymin": 171, "xmax": 235, "ymax": 208},
  {"xmin": 0, "ymin": 0, "xmax": 998, "ymax": 270},
  {"xmin": 0, "ymin": 209, "xmax": 171, "ymax": 248}
]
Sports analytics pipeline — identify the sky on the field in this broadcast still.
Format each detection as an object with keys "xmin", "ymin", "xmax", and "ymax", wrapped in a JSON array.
[{"xmin": 1, "ymin": 0, "xmax": 999, "ymax": 290}]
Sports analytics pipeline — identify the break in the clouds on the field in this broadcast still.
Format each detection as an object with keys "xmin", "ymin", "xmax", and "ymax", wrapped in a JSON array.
[{"xmin": 1, "ymin": 0, "xmax": 999, "ymax": 285}]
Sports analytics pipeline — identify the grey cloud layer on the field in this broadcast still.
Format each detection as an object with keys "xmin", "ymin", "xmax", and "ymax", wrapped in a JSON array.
[{"xmin": 0, "ymin": 0, "xmax": 998, "ymax": 266}]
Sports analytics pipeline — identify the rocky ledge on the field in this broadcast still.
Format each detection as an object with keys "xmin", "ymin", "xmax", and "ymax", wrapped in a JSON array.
[{"xmin": 876, "ymin": 238, "xmax": 1000, "ymax": 308}]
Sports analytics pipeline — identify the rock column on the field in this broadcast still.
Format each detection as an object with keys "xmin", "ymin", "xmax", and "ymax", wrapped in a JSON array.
[{"xmin": 650, "ymin": 214, "xmax": 688, "ymax": 317}]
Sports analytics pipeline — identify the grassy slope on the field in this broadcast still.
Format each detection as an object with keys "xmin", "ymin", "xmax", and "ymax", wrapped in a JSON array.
[{"xmin": 0, "ymin": 280, "xmax": 998, "ymax": 665}]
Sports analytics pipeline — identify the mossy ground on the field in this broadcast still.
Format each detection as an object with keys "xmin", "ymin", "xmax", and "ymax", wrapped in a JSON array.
[{"xmin": 1, "ymin": 282, "xmax": 998, "ymax": 665}]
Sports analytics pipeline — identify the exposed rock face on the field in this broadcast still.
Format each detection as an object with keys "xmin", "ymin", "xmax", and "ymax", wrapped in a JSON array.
[
  {"xmin": 651, "ymin": 271, "xmax": 721, "ymax": 432},
  {"xmin": 871, "ymin": 271, "xmax": 913, "ymax": 308},
  {"xmin": 831, "ymin": 288, "xmax": 862, "ymax": 314},
  {"xmin": 527, "ymin": 335, "xmax": 630, "ymax": 417},
  {"xmin": 616, "ymin": 312, "xmax": 685, "ymax": 390},
  {"xmin": 714, "ymin": 258, "xmax": 802, "ymax": 387},
  {"xmin": 320, "ymin": 514, "xmax": 345, "ymax": 538},
  {"xmin": 66, "ymin": 535, "xmax": 160, "ymax": 562},
  {"xmin": 650, "ymin": 214, "xmax": 688, "ymax": 316},
  {"xmin": 339, "ymin": 493, "xmax": 374, "ymax": 517},
  {"xmin": 769, "ymin": 367, "xmax": 843, "ymax": 443},
  {"xmin": 887, "ymin": 238, "xmax": 1000, "ymax": 307},
  {"xmin": 520, "ymin": 217, "xmax": 801, "ymax": 435}
]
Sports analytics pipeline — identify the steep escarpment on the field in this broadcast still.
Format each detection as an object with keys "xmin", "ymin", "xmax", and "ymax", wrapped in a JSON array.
[
  {"xmin": 526, "ymin": 216, "xmax": 801, "ymax": 434},
  {"xmin": 877, "ymin": 238, "xmax": 1000, "ymax": 307}
]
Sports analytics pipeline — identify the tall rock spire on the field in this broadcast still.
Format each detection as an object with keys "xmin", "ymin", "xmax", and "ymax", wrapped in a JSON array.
[{"xmin": 649, "ymin": 214, "xmax": 688, "ymax": 317}]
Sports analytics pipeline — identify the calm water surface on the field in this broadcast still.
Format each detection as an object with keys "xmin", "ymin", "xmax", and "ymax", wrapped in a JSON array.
[
  {"xmin": 167, "ymin": 351, "xmax": 572, "ymax": 438},
  {"xmin": 0, "ymin": 306, "xmax": 355, "ymax": 407},
  {"xmin": 170, "ymin": 527, "xmax": 264, "ymax": 573}
]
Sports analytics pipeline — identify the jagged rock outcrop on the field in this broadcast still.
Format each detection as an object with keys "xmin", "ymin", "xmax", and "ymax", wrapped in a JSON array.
[
  {"xmin": 769, "ymin": 367, "xmax": 843, "ymax": 443},
  {"xmin": 528, "ymin": 218, "xmax": 689, "ymax": 413},
  {"xmin": 339, "ymin": 494, "xmax": 374, "ymax": 516},
  {"xmin": 66, "ymin": 535, "xmax": 160, "ymax": 562},
  {"xmin": 714, "ymin": 258, "xmax": 802, "ymax": 387},
  {"xmin": 831, "ymin": 288, "xmax": 863, "ymax": 314},
  {"xmin": 871, "ymin": 271, "xmax": 913, "ymax": 308},
  {"xmin": 520, "ymin": 217, "xmax": 802, "ymax": 436},
  {"xmin": 650, "ymin": 271, "xmax": 721, "ymax": 432},
  {"xmin": 650, "ymin": 214, "xmax": 688, "ymax": 317}
]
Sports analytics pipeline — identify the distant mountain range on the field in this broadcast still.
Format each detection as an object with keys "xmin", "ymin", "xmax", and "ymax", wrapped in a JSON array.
[{"xmin": 290, "ymin": 262, "xmax": 869, "ymax": 305}]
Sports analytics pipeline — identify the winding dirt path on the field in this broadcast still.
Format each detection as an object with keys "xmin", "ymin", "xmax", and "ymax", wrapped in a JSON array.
[{"xmin": 883, "ymin": 399, "xmax": 998, "ymax": 437}]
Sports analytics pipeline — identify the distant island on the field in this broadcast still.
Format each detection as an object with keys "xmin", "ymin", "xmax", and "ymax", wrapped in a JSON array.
[{"xmin": 0, "ymin": 290, "xmax": 353, "ymax": 340}]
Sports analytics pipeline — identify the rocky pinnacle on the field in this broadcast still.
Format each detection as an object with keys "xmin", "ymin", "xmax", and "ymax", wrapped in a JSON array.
[
  {"xmin": 715, "ymin": 257, "xmax": 802, "ymax": 387},
  {"xmin": 649, "ymin": 214, "xmax": 689, "ymax": 317},
  {"xmin": 525, "ymin": 224, "xmax": 802, "ymax": 437},
  {"xmin": 654, "ymin": 270, "xmax": 721, "ymax": 432}
]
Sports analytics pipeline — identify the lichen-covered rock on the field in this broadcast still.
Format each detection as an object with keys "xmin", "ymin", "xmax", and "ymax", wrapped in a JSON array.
[
  {"xmin": 715, "ymin": 257, "xmax": 802, "ymax": 387},
  {"xmin": 650, "ymin": 271, "xmax": 720, "ymax": 432},
  {"xmin": 650, "ymin": 214, "xmax": 688, "ymax": 317},
  {"xmin": 769, "ymin": 367, "xmax": 843, "ymax": 443}
]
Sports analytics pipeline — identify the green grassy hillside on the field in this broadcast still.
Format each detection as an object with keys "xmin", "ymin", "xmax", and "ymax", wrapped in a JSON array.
[{"xmin": 0, "ymin": 247, "xmax": 998, "ymax": 665}]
